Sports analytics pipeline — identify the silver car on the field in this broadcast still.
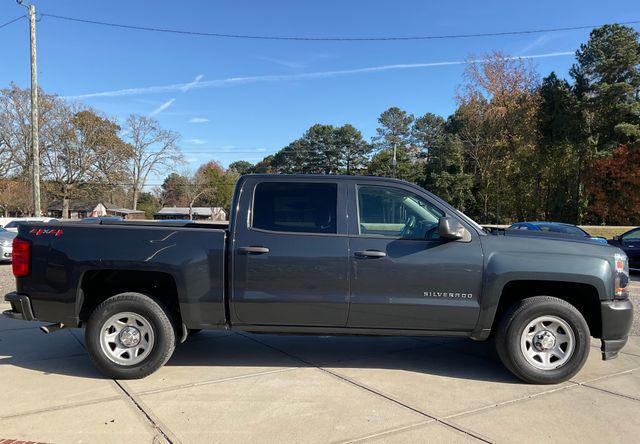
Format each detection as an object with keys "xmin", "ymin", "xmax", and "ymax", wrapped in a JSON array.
[{"xmin": 0, "ymin": 227, "xmax": 16, "ymax": 262}]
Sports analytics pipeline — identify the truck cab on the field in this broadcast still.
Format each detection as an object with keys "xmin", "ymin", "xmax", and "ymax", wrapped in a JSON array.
[{"xmin": 229, "ymin": 175, "xmax": 482, "ymax": 333}]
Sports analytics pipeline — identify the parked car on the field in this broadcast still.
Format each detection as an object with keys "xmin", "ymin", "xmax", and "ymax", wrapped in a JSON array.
[
  {"xmin": 509, "ymin": 221, "xmax": 609, "ymax": 244},
  {"xmin": 0, "ymin": 227, "xmax": 16, "ymax": 262},
  {"xmin": 4, "ymin": 218, "xmax": 58, "ymax": 233},
  {"xmin": 3, "ymin": 175, "xmax": 632, "ymax": 384},
  {"xmin": 608, "ymin": 227, "xmax": 640, "ymax": 271}
]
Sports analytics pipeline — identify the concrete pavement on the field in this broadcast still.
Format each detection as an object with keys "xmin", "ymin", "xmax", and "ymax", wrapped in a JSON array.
[
  {"xmin": 2, "ymin": 308, "xmax": 640, "ymax": 443},
  {"xmin": 2, "ymin": 267, "xmax": 640, "ymax": 442}
]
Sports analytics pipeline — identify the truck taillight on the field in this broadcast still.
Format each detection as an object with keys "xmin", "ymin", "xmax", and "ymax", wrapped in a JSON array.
[
  {"xmin": 12, "ymin": 238, "xmax": 31, "ymax": 277},
  {"xmin": 614, "ymin": 253, "xmax": 629, "ymax": 300}
]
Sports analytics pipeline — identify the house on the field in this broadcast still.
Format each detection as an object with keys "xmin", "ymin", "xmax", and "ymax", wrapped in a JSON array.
[
  {"xmin": 46, "ymin": 200, "xmax": 146, "ymax": 220},
  {"xmin": 154, "ymin": 206, "xmax": 227, "ymax": 221}
]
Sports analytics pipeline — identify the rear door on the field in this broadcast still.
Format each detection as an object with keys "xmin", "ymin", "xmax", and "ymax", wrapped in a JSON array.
[
  {"xmin": 230, "ymin": 177, "xmax": 350, "ymax": 326},
  {"xmin": 346, "ymin": 182, "xmax": 483, "ymax": 331}
]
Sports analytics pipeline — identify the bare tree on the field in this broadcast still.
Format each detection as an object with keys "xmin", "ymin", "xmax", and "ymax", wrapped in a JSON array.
[
  {"xmin": 125, "ymin": 115, "xmax": 183, "ymax": 210},
  {"xmin": 0, "ymin": 179, "xmax": 32, "ymax": 216},
  {"xmin": 183, "ymin": 166, "xmax": 216, "ymax": 220},
  {"xmin": 0, "ymin": 83, "xmax": 64, "ymax": 182}
]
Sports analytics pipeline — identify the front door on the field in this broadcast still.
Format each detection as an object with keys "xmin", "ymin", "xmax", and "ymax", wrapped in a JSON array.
[
  {"xmin": 621, "ymin": 229, "xmax": 640, "ymax": 270},
  {"xmin": 231, "ymin": 179, "xmax": 350, "ymax": 327},
  {"xmin": 347, "ymin": 183, "xmax": 483, "ymax": 331}
]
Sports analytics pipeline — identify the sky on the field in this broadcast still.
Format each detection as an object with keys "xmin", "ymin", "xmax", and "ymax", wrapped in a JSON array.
[{"xmin": 1, "ymin": 0, "xmax": 639, "ymax": 187}]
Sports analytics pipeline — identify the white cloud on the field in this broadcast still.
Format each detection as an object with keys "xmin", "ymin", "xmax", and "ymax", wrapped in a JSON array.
[
  {"xmin": 518, "ymin": 34, "xmax": 558, "ymax": 55},
  {"xmin": 189, "ymin": 117, "xmax": 209, "ymax": 123},
  {"xmin": 258, "ymin": 56, "xmax": 306, "ymax": 69},
  {"xmin": 149, "ymin": 98, "xmax": 176, "ymax": 117},
  {"xmin": 65, "ymin": 51, "xmax": 574, "ymax": 100},
  {"xmin": 186, "ymin": 138, "xmax": 206, "ymax": 145},
  {"xmin": 181, "ymin": 74, "xmax": 204, "ymax": 92}
]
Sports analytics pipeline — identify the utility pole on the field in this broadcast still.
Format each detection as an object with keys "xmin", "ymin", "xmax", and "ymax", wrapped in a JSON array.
[
  {"xmin": 28, "ymin": 4, "xmax": 41, "ymax": 216},
  {"xmin": 18, "ymin": 1, "xmax": 41, "ymax": 215},
  {"xmin": 392, "ymin": 142, "xmax": 397, "ymax": 178}
]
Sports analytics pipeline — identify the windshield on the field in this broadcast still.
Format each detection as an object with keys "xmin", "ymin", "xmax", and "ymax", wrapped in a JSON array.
[{"xmin": 537, "ymin": 224, "xmax": 586, "ymax": 236}]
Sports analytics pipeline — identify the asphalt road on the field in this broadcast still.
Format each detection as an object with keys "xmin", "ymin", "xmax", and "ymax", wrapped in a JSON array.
[{"xmin": 1, "ymin": 264, "xmax": 639, "ymax": 334}]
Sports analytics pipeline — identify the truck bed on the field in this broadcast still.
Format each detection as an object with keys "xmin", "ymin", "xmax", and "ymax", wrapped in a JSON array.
[{"xmin": 14, "ymin": 221, "xmax": 228, "ymax": 329}]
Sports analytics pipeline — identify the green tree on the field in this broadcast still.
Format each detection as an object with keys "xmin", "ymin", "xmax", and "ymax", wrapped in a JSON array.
[
  {"xmin": 160, "ymin": 173, "xmax": 189, "ymax": 206},
  {"xmin": 137, "ymin": 192, "xmax": 160, "ymax": 219},
  {"xmin": 536, "ymin": 72, "xmax": 586, "ymax": 222},
  {"xmin": 423, "ymin": 136, "xmax": 474, "ymax": 211},
  {"xmin": 412, "ymin": 113, "xmax": 446, "ymax": 162},
  {"xmin": 228, "ymin": 160, "xmax": 254, "ymax": 175},
  {"xmin": 570, "ymin": 24, "xmax": 640, "ymax": 151},
  {"xmin": 253, "ymin": 155, "xmax": 274, "ymax": 173},
  {"xmin": 195, "ymin": 161, "xmax": 237, "ymax": 212},
  {"xmin": 333, "ymin": 124, "xmax": 372, "ymax": 174},
  {"xmin": 367, "ymin": 149, "xmax": 424, "ymax": 184},
  {"xmin": 373, "ymin": 107, "xmax": 415, "ymax": 176},
  {"xmin": 270, "ymin": 123, "xmax": 371, "ymax": 175}
]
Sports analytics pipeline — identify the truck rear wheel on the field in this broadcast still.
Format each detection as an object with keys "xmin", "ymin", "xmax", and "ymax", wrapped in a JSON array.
[
  {"xmin": 85, "ymin": 292, "xmax": 176, "ymax": 379},
  {"xmin": 495, "ymin": 296, "xmax": 590, "ymax": 384}
]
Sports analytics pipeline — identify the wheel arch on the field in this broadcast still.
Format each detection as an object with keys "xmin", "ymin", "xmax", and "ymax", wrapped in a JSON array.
[
  {"xmin": 490, "ymin": 280, "xmax": 602, "ymax": 338},
  {"xmin": 77, "ymin": 269, "xmax": 183, "ymax": 327},
  {"xmin": 472, "ymin": 252, "xmax": 612, "ymax": 340}
]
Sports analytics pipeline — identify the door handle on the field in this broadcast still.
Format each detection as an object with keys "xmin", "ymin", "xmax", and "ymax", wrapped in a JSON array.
[
  {"xmin": 354, "ymin": 250, "xmax": 387, "ymax": 258},
  {"xmin": 239, "ymin": 246, "xmax": 270, "ymax": 254}
]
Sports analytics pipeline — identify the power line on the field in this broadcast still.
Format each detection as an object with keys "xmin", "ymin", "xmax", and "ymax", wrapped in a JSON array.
[
  {"xmin": 0, "ymin": 15, "xmax": 25, "ymax": 29},
  {"xmin": 40, "ymin": 13, "xmax": 640, "ymax": 42}
]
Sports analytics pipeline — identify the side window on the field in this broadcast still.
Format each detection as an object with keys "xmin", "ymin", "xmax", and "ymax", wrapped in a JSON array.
[
  {"xmin": 357, "ymin": 185, "xmax": 444, "ymax": 239},
  {"xmin": 623, "ymin": 229, "xmax": 640, "ymax": 241},
  {"xmin": 252, "ymin": 182, "xmax": 337, "ymax": 234}
]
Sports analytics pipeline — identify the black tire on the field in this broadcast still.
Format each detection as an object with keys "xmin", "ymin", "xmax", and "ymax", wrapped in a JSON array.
[
  {"xmin": 85, "ymin": 292, "xmax": 176, "ymax": 379},
  {"xmin": 495, "ymin": 296, "xmax": 590, "ymax": 384}
]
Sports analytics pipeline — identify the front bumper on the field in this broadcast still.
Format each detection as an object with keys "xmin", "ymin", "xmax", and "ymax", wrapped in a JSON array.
[
  {"xmin": 3, "ymin": 292, "xmax": 36, "ymax": 321},
  {"xmin": 600, "ymin": 299, "xmax": 633, "ymax": 360}
]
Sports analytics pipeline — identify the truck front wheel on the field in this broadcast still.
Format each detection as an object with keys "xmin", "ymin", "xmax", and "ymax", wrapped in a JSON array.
[
  {"xmin": 85, "ymin": 292, "xmax": 176, "ymax": 379},
  {"xmin": 495, "ymin": 296, "xmax": 590, "ymax": 384}
]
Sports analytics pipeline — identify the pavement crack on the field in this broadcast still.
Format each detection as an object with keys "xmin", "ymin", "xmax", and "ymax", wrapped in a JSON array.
[
  {"xmin": 114, "ymin": 380, "xmax": 178, "ymax": 444},
  {"xmin": 237, "ymin": 332, "xmax": 494, "ymax": 444},
  {"xmin": 579, "ymin": 382, "xmax": 640, "ymax": 403},
  {"xmin": 65, "ymin": 327, "xmax": 178, "ymax": 443},
  {"xmin": 0, "ymin": 395, "xmax": 122, "ymax": 421}
]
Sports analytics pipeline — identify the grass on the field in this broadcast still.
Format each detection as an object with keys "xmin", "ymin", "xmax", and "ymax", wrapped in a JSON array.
[
  {"xmin": 482, "ymin": 224, "xmax": 637, "ymax": 239},
  {"xmin": 578, "ymin": 226, "xmax": 636, "ymax": 239}
]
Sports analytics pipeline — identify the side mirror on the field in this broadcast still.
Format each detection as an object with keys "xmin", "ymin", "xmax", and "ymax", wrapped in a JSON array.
[{"xmin": 438, "ymin": 216, "xmax": 467, "ymax": 240}]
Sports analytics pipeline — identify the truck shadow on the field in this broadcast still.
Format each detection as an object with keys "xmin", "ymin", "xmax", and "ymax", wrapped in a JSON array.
[{"xmin": 3, "ymin": 330, "xmax": 519, "ymax": 384}]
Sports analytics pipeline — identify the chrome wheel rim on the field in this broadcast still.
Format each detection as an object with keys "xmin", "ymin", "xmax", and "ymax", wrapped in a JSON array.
[
  {"xmin": 99, "ymin": 312, "xmax": 155, "ymax": 366},
  {"xmin": 520, "ymin": 315, "xmax": 575, "ymax": 370}
]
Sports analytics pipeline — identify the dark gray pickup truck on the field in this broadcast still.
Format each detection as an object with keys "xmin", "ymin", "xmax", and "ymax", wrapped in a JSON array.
[{"xmin": 4, "ymin": 174, "xmax": 633, "ymax": 384}]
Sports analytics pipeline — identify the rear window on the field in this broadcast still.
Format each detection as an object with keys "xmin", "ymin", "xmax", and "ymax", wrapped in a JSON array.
[{"xmin": 252, "ymin": 182, "xmax": 337, "ymax": 234}]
